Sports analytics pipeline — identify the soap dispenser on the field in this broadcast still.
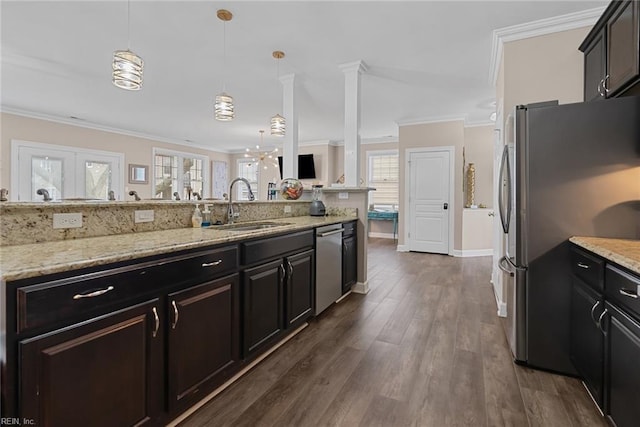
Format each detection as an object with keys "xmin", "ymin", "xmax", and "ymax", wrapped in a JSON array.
[
  {"xmin": 192, "ymin": 204, "xmax": 203, "ymax": 228},
  {"xmin": 202, "ymin": 204, "xmax": 212, "ymax": 227}
]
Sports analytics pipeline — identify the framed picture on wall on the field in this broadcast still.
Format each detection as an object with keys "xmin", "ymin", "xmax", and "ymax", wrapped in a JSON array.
[
  {"xmin": 129, "ymin": 164, "xmax": 148, "ymax": 184},
  {"xmin": 212, "ymin": 160, "xmax": 228, "ymax": 199}
]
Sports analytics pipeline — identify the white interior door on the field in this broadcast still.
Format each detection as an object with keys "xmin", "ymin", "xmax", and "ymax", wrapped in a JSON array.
[{"xmin": 407, "ymin": 149, "xmax": 451, "ymax": 254}]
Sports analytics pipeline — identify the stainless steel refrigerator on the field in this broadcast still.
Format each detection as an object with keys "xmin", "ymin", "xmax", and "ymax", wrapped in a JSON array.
[{"xmin": 498, "ymin": 96, "xmax": 640, "ymax": 375}]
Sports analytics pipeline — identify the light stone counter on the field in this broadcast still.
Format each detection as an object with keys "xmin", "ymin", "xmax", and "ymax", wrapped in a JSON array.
[
  {"xmin": 0, "ymin": 215, "xmax": 356, "ymax": 282},
  {"xmin": 570, "ymin": 236, "xmax": 640, "ymax": 275}
]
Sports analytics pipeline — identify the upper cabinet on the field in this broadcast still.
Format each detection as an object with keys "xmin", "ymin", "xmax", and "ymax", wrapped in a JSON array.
[{"xmin": 580, "ymin": 0, "xmax": 640, "ymax": 100}]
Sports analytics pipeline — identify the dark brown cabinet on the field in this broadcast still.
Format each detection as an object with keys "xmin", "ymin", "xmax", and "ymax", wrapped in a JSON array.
[
  {"xmin": 605, "ymin": 302, "xmax": 640, "ymax": 427},
  {"xmin": 167, "ymin": 274, "xmax": 240, "ymax": 411},
  {"xmin": 19, "ymin": 299, "xmax": 164, "ymax": 427},
  {"xmin": 580, "ymin": 0, "xmax": 640, "ymax": 99},
  {"xmin": 242, "ymin": 259, "xmax": 285, "ymax": 356},
  {"xmin": 285, "ymin": 249, "xmax": 314, "ymax": 329},
  {"xmin": 342, "ymin": 221, "xmax": 357, "ymax": 294},
  {"xmin": 570, "ymin": 278, "xmax": 605, "ymax": 408}
]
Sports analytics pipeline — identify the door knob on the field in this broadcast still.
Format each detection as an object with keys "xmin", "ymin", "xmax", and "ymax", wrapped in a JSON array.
[{"xmin": 443, "ymin": 203, "xmax": 448, "ymax": 210}]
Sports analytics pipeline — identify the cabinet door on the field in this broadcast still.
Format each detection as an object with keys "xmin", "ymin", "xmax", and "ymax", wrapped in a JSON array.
[
  {"xmin": 606, "ymin": 302, "xmax": 640, "ymax": 427},
  {"xmin": 285, "ymin": 249, "xmax": 314, "ymax": 329},
  {"xmin": 243, "ymin": 259, "xmax": 284, "ymax": 356},
  {"xmin": 167, "ymin": 274, "xmax": 239, "ymax": 411},
  {"xmin": 607, "ymin": 0, "xmax": 640, "ymax": 96},
  {"xmin": 19, "ymin": 299, "xmax": 163, "ymax": 427},
  {"xmin": 583, "ymin": 30, "xmax": 606, "ymax": 101},
  {"xmin": 342, "ymin": 235, "xmax": 357, "ymax": 294},
  {"xmin": 570, "ymin": 279, "xmax": 605, "ymax": 408}
]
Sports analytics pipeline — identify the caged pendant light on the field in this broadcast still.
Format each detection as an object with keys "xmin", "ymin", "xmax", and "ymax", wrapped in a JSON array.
[
  {"xmin": 214, "ymin": 9, "xmax": 234, "ymax": 121},
  {"xmin": 270, "ymin": 51, "xmax": 286, "ymax": 136},
  {"xmin": 112, "ymin": 0, "xmax": 144, "ymax": 90}
]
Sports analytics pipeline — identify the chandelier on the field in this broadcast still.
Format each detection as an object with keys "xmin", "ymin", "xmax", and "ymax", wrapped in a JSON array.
[{"xmin": 245, "ymin": 130, "xmax": 279, "ymax": 170}]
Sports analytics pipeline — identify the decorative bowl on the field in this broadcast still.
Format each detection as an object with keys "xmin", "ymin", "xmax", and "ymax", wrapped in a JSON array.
[{"xmin": 280, "ymin": 178, "xmax": 304, "ymax": 200}]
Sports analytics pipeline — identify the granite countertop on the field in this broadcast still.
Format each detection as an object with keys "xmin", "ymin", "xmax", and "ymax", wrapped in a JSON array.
[
  {"xmin": 0, "ymin": 215, "xmax": 356, "ymax": 282},
  {"xmin": 570, "ymin": 236, "xmax": 640, "ymax": 275}
]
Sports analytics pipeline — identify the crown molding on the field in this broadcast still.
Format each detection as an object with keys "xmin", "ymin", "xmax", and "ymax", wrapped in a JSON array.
[
  {"xmin": 1, "ymin": 106, "xmax": 231, "ymax": 154},
  {"xmin": 464, "ymin": 120, "xmax": 495, "ymax": 128},
  {"xmin": 488, "ymin": 6, "xmax": 605, "ymax": 86},
  {"xmin": 397, "ymin": 114, "xmax": 466, "ymax": 127}
]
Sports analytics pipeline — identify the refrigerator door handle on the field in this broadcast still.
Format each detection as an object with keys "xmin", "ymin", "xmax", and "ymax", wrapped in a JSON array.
[{"xmin": 498, "ymin": 145, "xmax": 512, "ymax": 234}]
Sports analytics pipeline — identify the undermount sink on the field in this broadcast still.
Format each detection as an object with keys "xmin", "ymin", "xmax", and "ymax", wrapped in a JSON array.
[{"xmin": 205, "ymin": 221, "xmax": 292, "ymax": 232}]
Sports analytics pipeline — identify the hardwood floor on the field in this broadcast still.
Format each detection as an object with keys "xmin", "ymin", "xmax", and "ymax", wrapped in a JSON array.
[{"xmin": 179, "ymin": 238, "xmax": 607, "ymax": 427}]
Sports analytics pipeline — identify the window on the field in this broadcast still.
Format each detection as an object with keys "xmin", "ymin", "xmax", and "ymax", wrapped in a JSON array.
[
  {"xmin": 153, "ymin": 149, "xmax": 209, "ymax": 200},
  {"xmin": 12, "ymin": 140, "xmax": 124, "ymax": 201},
  {"xmin": 368, "ymin": 150, "xmax": 399, "ymax": 209},
  {"xmin": 236, "ymin": 159, "xmax": 258, "ymax": 200}
]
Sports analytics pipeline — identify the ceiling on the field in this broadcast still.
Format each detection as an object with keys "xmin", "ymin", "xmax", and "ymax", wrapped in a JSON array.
[{"xmin": 1, "ymin": 1, "xmax": 607, "ymax": 152}]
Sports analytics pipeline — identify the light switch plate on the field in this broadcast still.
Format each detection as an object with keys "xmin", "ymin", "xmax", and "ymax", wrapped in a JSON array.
[
  {"xmin": 134, "ymin": 210, "xmax": 154, "ymax": 223},
  {"xmin": 53, "ymin": 213, "xmax": 83, "ymax": 229},
  {"xmin": 338, "ymin": 192, "xmax": 349, "ymax": 199}
]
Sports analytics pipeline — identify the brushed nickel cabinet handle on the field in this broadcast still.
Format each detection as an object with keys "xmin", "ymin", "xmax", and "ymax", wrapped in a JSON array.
[
  {"xmin": 279, "ymin": 264, "xmax": 286, "ymax": 287},
  {"xmin": 152, "ymin": 307, "xmax": 160, "ymax": 338},
  {"xmin": 577, "ymin": 262, "xmax": 590, "ymax": 269},
  {"xmin": 597, "ymin": 79, "xmax": 604, "ymax": 97},
  {"xmin": 597, "ymin": 309, "xmax": 608, "ymax": 335},
  {"xmin": 619, "ymin": 289, "xmax": 638, "ymax": 299},
  {"xmin": 171, "ymin": 300, "xmax": 179, "ymax": 329},
  {"xmin": 73, "ymin": 286, "xmax": 114, "ymax": 300},
  {"xmin": 590, "ymin": 300, "xmax": 601, "ymax": 325},
  {"xmin": 603, "ymin": 74, "xmax": 610, "ymax": 93},
  {"xmin": 202, "ymin": 260, "xmax": 223, "ymax": 267}
]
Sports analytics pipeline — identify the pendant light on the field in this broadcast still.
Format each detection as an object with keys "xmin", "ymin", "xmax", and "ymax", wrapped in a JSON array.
[
  {"xmin": 270, "ymin": 51, "xmax": 286, "ymax": 136},
  {"xmin": 245, "ymin": 130, "xmax": 279, "ymax": 170},
  {"xmin": 112, "ymin": 0, "xmax": 144, "ymax": 90},
  {"xmin": 215, "ymin": 9, "xmax": 234, "ymax": 121}
]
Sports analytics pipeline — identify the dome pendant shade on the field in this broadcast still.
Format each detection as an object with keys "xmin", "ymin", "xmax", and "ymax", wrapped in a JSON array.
[
  {"xmin": 112, "ymin": 50, "xmax": 144, "ymax": 90},
  {"xmin": 271, "ymin": 114, "xmax": 285, "ymax": 136},
  {"xmin": 215, "ymin": 92, "xmax": 235, "ymax": 121}
]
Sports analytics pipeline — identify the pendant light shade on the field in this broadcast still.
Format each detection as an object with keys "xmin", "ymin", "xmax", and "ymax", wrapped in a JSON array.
[
  {"xmin": 112, "ymin": 0, "xmax": 143, "ymax": 91},
  {"xmin": 271, "ymin": 51, "xmax": 286, "ymax": 136},
  {"xmin": 270, "ymin": 114, "xmax": 286, "ymax": 136},
  {"xmin": 215, "ymin": 92, "xmax": 234, "ymax": 121},
  {"xmin": 112, "ymin": 50, "xmax": 143, "ymax": 90},
  {"xmin": 215, "ymin": 9, "xmax": 234, "ymax": 121}
]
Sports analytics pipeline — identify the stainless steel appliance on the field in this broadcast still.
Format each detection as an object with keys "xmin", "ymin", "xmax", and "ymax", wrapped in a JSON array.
[
  {"xmin": 315, "ymin": 224, "xmax": 343, "ymax": 314},
  {"xmin": 310, "ymin": 185, "xmax": 326, "ymax": 216},
  {"xmin": 498, "ymin": 96, "xmax": 640, "ymax": 374}
]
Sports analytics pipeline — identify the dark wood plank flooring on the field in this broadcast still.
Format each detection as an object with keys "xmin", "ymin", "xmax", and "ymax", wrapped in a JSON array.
[{"xmin": 179, "ymin": 238, "xmax": 607, "ymax": 427}]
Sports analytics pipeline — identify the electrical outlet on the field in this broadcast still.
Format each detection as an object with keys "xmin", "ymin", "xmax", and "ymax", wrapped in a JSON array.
[
  {"xmin": 53, "ymin": 213, "xmax": 83, "ymax": 229},
  {"xmin": 284, "ymin": 205, "xmax": 292, "ymax": 213},
  {"xmin": 134, "ymin": 210, "xmax": 155, "ymax": 223},
  {"xmin": 338, "ymin": 192, "xmax": 349, "ymax": 199}
]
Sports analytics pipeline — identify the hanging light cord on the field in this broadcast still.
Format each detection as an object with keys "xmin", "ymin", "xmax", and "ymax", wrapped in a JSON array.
[
  {"xmin": 222, "ymin": 20, "xmax": 227, "ymax": 92},
  {"xmin": 126, "ymin": 0, "xmax": 131, "ymax": 50}
]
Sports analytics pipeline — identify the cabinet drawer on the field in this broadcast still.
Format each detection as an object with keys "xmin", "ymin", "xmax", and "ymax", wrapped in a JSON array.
[
  {"xmin": 606, "ymin": 265, "xmax": 640, "ymax": 321},
  {"xmin": 241, "ymin": 230, "xmax": 313, "ymax": 266},
  {"xmin": 16, "ymin": 245, "xmax": 238, "ymax": 333},
  {"xmin": 570, "ymin": 246, "xmax": 605, "ymax": 292},
  {"xmin": 342, "ymin": 221, "xmax": 356, "ymax": 238}
]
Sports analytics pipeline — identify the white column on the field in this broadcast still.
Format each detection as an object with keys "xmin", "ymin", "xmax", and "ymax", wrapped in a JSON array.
[
  {"xmin": 280, "ymin": 73, "xmax": 298, "ymax": 179},
  {"xmin": 339, "ymin": 60, "xmax": 367, "ymax": 187}
]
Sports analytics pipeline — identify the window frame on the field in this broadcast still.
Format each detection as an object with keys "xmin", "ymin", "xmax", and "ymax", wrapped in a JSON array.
[
  {"xmin": 152, "ymin": 147, "xmax": 210, "ymax": 200},
  {"xmin": 235, "ymin": 158, "xmax": 259, "ymax": 201},
  {"xmin": 367, "ymin": 149, "xmax": 399, "ymax": 210}
]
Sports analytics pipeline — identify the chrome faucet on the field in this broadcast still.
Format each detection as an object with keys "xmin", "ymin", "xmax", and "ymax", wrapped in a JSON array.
[
  {"xmin": 36, "ymin": 188, "xmax": 52, "ymax": 201},
  {"xmin": 108, "ymin": 190, "xmax": 115, "ymax": 201},
  {"xmin": 192, "ymin": 192, "xmax": 202, "ymax": 200},
  {"xmin": 228, "ymin": 177, "xmax": 255, "ymax": 224},
  {"xmin": 128, "ymin": 190, "xmax": 141, "ymax": 201},
  {"xmin": 173, "ymin": 191, "xmax": 181, "ymax": 201}
]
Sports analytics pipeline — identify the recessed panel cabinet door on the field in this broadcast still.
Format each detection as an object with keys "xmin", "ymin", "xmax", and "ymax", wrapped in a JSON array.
[
  {"xmin": 583, "ymin": 30, "xmax": 606, "ymax": 101},
  {"xmin": 342, "ymin": 235, "xmax": 357, "ymax": 294},
  {"xmin": 167, "ymin": 274, "xmax": 240, "ymax": 411},
  {"xmin": 607, "ymin": 0, "xmax": 640, "ymax": 96},
  {"xmin": 19, "ymin": 299, "xmax": 163, "ymax": 427},
  {"xmin": 285, "ymin": 249, "xmax": 314, "ymax": 328}
]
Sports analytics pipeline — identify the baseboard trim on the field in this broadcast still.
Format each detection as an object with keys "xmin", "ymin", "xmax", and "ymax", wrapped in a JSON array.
[
  {"xmin": 368, "ymin": 232, "xmax": 396, "ymax": 239},
  {"xmin": 351, "ymin": 280, "xmax": 369, "ymax": 294},
  {"xmin": 396, "ymin": 244, "xmax": 409, "ymax": 252},
  {"xmin": 452, "ymin": 249, "xmax": 494, "ymax": 258},
  {"xmin": 166, "ymin": 323, "xmax": 308, "ymax": 426}
]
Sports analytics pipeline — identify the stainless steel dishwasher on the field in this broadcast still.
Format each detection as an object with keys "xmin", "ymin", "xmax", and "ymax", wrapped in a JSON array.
[{"xmin": 315, "ymin": 224, "xmax": 343, "ymax": 315}]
